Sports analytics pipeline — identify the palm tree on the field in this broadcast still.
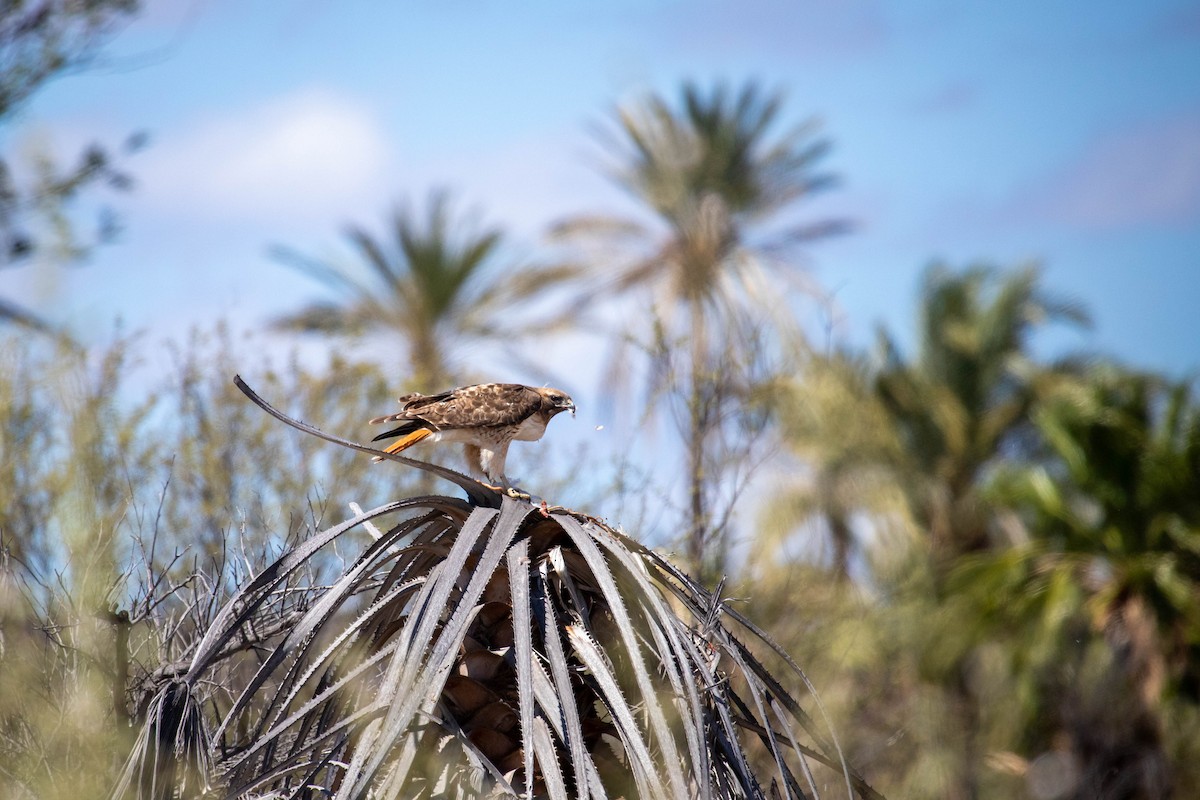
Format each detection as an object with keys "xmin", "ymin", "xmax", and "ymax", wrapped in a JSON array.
[
  {"xmin": 274, "ymin": 190, "xmax": 578, "ymax": 390},
  {"xmin": 953, "ymin": 365, "xmax": 1200, "ymax": 798},
  {"xmin": 1017, "ymin": 367, "xmax": 1200, "ymax": 696},
  {"xmin": 555, "ymin": 80, "xmax": 846, "ymax": 581},
  {"xmin": 757, "ymin": 264, "xmax": 1086, "ymax": 799},
  {"xmin": 767, "ymin": 264, "xmax": 1084, "ymax": 582},
  {"xmin": 871, "ymin": 263, "xmax": 1087, "ymax": 566},
  {"xmin": 869, "ymin": 263, "xmax": 1085, "ymax": 797},
  {"xmin": 759, "ymin": 349, "xmax": 904, "ymax": 581}
]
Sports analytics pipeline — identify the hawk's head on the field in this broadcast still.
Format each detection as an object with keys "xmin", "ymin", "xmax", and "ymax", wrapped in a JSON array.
[{"xmin": 538, "ymin": 387, "xmax": 576, "ymax": 418}]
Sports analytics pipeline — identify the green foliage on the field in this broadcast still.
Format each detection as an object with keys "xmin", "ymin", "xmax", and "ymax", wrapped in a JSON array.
[
  {"xmin": 871, "ymin": 263, "xmax": 1088, "ymax": 561},
  {"xmin": 966, "ymin": 364, "xmax": 1200, "ymax": 682},
  {"xmin": 1, "ymin": 335, "xmax": 149, "ymax": 798},
  {"xmin": 0, "ymin": 330, "xmax": 418, "ymax": 796},
  {"xmin": 757, "ymin": 263, "xmax": 1200, "ymax": 799}
]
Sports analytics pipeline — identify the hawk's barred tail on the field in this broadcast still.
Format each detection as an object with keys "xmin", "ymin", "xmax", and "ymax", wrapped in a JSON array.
[{"xmin": 371, "ymin": 428, "xmax": 434, "ymax": 462}]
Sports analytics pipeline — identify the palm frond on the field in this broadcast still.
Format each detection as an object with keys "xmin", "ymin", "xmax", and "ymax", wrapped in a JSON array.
[
  {"xmin": 269, "ymin": 244, "xmax": 369, "ymax": 296},
  {"xmin": 344, "ymin": 223, "xmax": 405, "ymax": 295},
  {"xmin": 269, "ymin": 301, "xmax": 372, "ymax": 334}
]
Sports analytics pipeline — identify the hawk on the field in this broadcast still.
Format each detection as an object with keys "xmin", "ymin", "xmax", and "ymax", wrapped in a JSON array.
[{"xmin": 369, "ymin": 383, "xmax": 575, "ymax": 488}]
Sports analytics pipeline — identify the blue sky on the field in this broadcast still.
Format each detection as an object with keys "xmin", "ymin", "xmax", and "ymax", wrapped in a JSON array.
[{"xmin": 7, "ymin": 0, "xmax": 1200, "ymax": 383}]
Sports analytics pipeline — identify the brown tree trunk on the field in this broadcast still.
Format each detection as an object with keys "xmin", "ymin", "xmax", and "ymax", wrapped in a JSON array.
[{"xmin": 685, "ymin": 303, "xmax": 711, "ymax": 581}]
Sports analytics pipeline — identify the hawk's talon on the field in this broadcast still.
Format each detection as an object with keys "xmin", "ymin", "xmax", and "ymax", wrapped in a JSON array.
[{"xmin": 478, "ymin": 481, "xmax": 531, "ymax": 501}]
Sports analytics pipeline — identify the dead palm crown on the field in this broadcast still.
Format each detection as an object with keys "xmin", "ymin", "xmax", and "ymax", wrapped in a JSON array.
[{"xmin": 114, "ymin": 377, "xmax": 884, "ymax": 800}]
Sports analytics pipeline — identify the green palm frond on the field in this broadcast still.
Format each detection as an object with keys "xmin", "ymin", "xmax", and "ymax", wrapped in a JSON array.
[
  {"xmin": 272, "ymin": 190, "xmax": 582, "ymax": 389},
  {"xmin": 963, "ymin": 364, "xmax": 1200, "ymax": 720},
  {"xmin": 271, "ymin": 300, "xmax": 373, "ymax": 335},
  {"xmin": 573, "ymin": 79, "xmax": 845, "ymax": 311}
]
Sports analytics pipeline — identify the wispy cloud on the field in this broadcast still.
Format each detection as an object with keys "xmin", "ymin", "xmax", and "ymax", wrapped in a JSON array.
[
  {"xmin": 1010, "ymin": 112, "xmax": 1200, "ymax": 230},
  {"xmin": 909, "ymin": 82, "xmax": 977, "ymax": 115},
  {"xmin": 135, "ymin": 87, "xmax": 394, "ymax": 228}
]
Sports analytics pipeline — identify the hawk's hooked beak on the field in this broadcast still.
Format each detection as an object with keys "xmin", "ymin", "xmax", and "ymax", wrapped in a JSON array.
[{"xmin": 566, "ymin": 400, "xmax": 576, "ymax": 418}]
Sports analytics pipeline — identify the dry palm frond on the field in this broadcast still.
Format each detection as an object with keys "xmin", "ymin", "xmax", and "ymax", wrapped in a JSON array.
[{"xmin": 113, "ymin": 377, "xmax": 884, "ymax": 800}]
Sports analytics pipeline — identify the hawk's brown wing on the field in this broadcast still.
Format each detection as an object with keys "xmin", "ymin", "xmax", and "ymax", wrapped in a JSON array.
[
  {"xmin": 407, "ymin": 383, "xmax": 543, "ymax": 430},
  {"xmin": 371, "ymin": 383, "xmax": 543, "ymax": 431}
]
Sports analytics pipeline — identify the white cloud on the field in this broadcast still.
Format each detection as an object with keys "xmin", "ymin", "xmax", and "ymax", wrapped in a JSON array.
[{"xmin": 136, "ymin": 88, "xmax": 393, "ymax": 227}]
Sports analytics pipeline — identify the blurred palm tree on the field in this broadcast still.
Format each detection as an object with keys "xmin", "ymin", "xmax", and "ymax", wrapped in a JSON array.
[
  {"xmin": 555, "ymin": 80, "xmax": 846, "ymax": 581},
  {"xmin": 872, "ymin": 263, "xmax": 1087, "ymax": 567},
  {"xmin": 756, "ymin": 264, "xmax": 1087, "ymax": 799},
  {"xmin": 767, "ymin": 264, "xmax": 1086, "ymax": 581},
  {"xmin": 1011, "ymin": 367, "xmax": 1200, "ymax": 701},
  {"xmin": 952, "ymin": 365, "xmax": 1200, "ymax": 798},
  {"xmin": 273, "ymin": 190, "xmax": 578, "ymax": 390},
  {"xmin": 760, "ymin": 349, "xmax": 903, "ymax": 581}
]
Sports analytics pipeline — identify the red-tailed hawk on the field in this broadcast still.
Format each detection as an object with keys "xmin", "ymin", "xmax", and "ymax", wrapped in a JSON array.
[{"xmin": 369, "ymin": 383, "xmax": 575, "ymax": 488}]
